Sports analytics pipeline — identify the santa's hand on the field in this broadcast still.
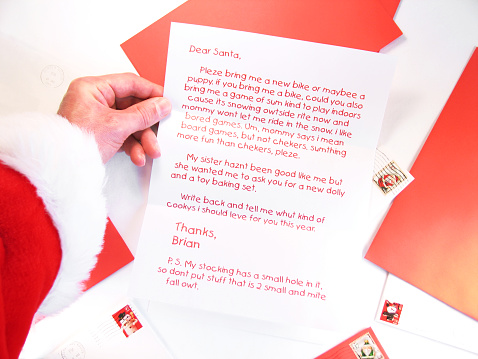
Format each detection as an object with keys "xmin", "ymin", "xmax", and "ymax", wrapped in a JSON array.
[{"xmin": 58, "ymin": 73, "xmax": 171, "ymax": 166}]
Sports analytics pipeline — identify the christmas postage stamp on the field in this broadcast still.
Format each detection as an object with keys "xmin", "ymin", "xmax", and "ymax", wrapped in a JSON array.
[
  {"xmin": 373, "ymin": 160, "xmax": 407, "ymax": 194},
  {"xmin": 373, "ymin": 149, "xmax": 413, "ymax": 196},
  {"xmin": 112, "ymin": 304, "xmax": 143, "ymax": 338},
  {"xmin": 349, "ymin": 332, "xmax": 385, "ymax": 359},
  {"xmin": 380, "ymin": 300, "xmax": 403, "ymax": 325}
]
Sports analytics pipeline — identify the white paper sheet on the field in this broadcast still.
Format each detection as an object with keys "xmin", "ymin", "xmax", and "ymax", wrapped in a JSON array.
[{"xmin": 130, "ymin": 23, "xmax": 396, "ymax": 335}]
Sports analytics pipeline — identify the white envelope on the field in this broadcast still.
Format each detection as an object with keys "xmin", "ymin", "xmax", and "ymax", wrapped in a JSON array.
[
  {"xmin": 44, "ymin": 298, "xmax": 174, "ymax": 359},
  {"xmin": 0, "ymin": 32, "xmax": 79, "ymax": 115},
  {"xmin": 375, "ymin": 274, "xmax": 478, "ymax": 354}
]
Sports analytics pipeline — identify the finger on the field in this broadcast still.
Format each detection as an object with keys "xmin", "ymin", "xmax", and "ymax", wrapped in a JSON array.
[
  {"xmin": 123, "ymin": 135, "xmax": 146, "ymax": 167},
  {"xmin": 136, "ymin": 127, "xmax": 161, "ymax": 159},
  {"xmin": 115, "ymin": 96, "xmax": 143, "ymax": 110},
  {"xmin": 101, "ymin": 73, "xmax": 164, "ymax": 101},
  {"xmin": 118, "ymin": 97, "xmax": 171, "ymax": 136}
]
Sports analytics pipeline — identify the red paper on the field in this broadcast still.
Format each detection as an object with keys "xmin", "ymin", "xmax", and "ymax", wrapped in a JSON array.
[
  {"xmin": 83, "ymin": 218, "xmax": 134, "ymax": 291},
  {"xmin": 121, "ymin": 0, "xmax": 402, "ymax": 86},
  {"xmin": 315, "ymin": 328, "xmax": 389, "ymax": 359},
  {"xmin": 378, "ymin": 0, "xmax": 401, "ymax": 18},
  {"xmin": 366, "ymin": 48, "xmax": 478, "ymax": 320}
]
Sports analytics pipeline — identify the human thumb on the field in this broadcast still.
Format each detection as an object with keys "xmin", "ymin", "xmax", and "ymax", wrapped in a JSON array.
[{"xmin": 120, "ymin": 97, "xmax": 171, "ymax": 135}]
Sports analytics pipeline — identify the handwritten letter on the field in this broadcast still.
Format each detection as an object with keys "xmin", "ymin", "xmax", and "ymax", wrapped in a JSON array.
[{"xmin": 131, "ymin": 23, "xmax": 395, "ymax": 333}]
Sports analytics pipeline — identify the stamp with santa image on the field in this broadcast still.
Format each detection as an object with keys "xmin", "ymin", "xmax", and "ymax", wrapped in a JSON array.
[
  {"xmin": 373, "ymin": 160, "xmax": 407, "ymax": 194},
  {"xmin": 380, "ymin": 300, "xmax": 403, "ymax": 325},
  {"xmin": 349, "ymin": 332, "xmax": 385, "ymax": 359},
  {"xmin": 112, "ymin": 305, "xmax": 143, "ymax": 338},
  {"xmin": 372, "ymin": 149, "xmax": 413, "ymax": 196}
]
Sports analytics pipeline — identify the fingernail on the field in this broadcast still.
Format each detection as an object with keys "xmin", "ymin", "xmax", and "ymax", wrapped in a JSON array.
[
  {"xmin": 138, "ymin": 152, "xmax": 146, "ymax": 167},
  {"xmin": 156, "ymin": 98, "xmax": 172, "ymax": 117},
  {"xmin": 152, "ymin": 138, "xmax": 161, "ymax": 157}
]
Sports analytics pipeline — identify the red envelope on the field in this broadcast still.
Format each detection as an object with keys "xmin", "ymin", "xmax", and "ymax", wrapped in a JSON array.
[
  {"xmin": 315, "ymin": 328, "xmax": 389, "ymax": 359},
  {"xmin": 121, "ymin": 0, "xmax": 402, "ymax": 86},
  {"xmin": 378, "ymin": 0, "xmax": 401, "ymax": 18},
  {"xmin": 83, "ymin": 218, "xmax": 134, "ymax": 291},
  {"xmin": 366, "ymin": 48, "xmax": 478, "ymax": 320}
]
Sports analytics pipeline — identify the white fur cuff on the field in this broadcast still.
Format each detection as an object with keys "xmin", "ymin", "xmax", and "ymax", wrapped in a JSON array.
[{"xmin": 0, "ymin": 112, "xmax": 107, "ymax": 315}]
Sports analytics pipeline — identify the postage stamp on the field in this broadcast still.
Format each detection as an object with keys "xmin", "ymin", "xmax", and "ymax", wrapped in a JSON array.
[
  {"xmin": 112, "ymin": 304, "xmax": 143, "ymax": 338},
  {"xmin": 373, "ymin": 160, "xmax": 408, "ymax": 194},
  {"xmin": 380, "ymin": 300, "xmax": 403, "ymax": 325},
  {"xmin": 349, "ymin": 332, "xmax": 385, "ymax": 359}
]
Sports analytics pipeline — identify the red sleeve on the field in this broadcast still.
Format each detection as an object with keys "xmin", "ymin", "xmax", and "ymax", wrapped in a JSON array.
[
  {"xmin": 0, "ymin": 162, "xmax": 62, "ymax": 359},
  {"xmin": 0, "ymin": 112, "xmax": 107, "ymax": 358}
]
